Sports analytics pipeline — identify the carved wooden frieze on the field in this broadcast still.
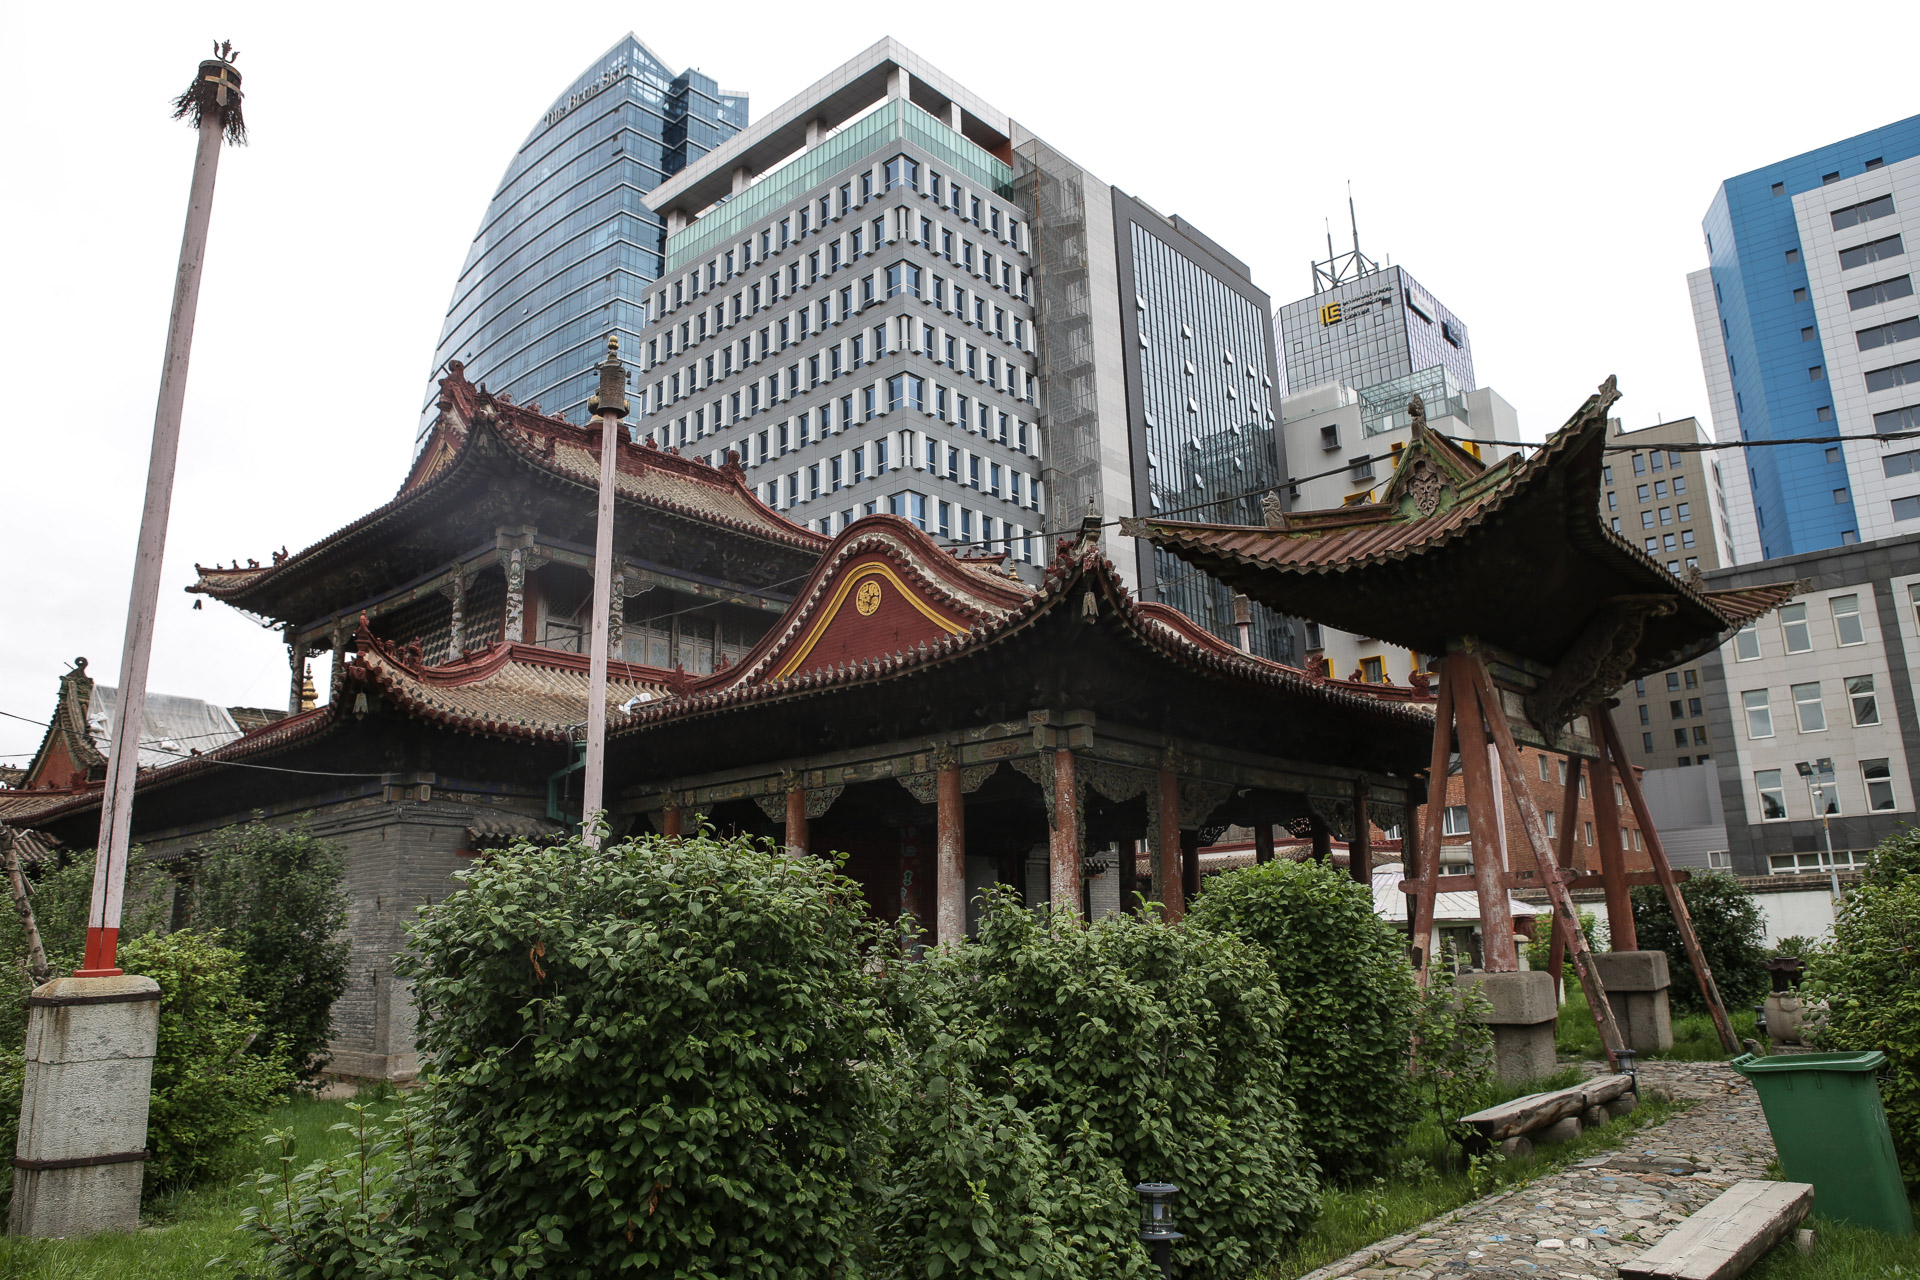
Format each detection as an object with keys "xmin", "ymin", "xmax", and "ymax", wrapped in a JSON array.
[
  {"xmin": 1083, "ymin": 761, "xmax": 1153, "ymax": 804},
  {"xmin": 1008, "ymin": 754, "xmax": 1054, "ymax": 810},
  {"xmin": 804, "ymin": 785, "xmax": 844, "ymax": 819}
]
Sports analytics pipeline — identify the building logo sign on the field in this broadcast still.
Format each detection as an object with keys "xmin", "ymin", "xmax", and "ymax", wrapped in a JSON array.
[
  {"xmin": 1319, "ymin": 302, "xmax": 1343, "ymax": 326},
  {"xmin": 1318, "ymin": 284, "xmax": 1393, "ymax": 327}
]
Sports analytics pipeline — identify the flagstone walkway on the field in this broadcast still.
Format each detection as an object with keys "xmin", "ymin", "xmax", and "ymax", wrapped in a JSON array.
[{"xmin": 1300, "ymin": 1060, "xmax": 1777, "ymax": 1280}]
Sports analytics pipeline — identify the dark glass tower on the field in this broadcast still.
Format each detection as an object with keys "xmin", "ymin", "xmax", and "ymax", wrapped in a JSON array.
[{"xmin": 418, "ymin": 36, "xmax": 746, "ymax": 449}]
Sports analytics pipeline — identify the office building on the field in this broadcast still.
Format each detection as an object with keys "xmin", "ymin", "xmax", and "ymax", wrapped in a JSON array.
[
  {"xmin": 416, "ymin": 36, "xmax": 748, "ymax": 449},
  {"xmin": 1601, "ymin": 417, "xmax": 1738, "ymax": 772},
  {"xmin": 634, "ymin": 39, "xmax": 1293, "ymax": 658},
  {"xmin": 1699, "ymin": 532, "xmax": 1920, "ymax": 876},
  {"xmin": 1688, "ymin": 115, "xmax": 1920, "ymax": 560},
  {"xmin": 1275, "ymin": 260, "xmax": 1474, "ymax": 398},
  {"xmin": 1278, "ymin": 368, "xmax": 1520, "ymax": 681}
]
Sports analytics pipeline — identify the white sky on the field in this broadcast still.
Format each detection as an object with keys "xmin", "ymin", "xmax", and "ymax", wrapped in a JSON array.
[{"xmin": 3, "ymin": 0, "xmax": 1916, "ymax": 762}]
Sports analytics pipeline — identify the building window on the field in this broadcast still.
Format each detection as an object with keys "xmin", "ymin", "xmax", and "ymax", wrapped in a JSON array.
[
  {"xmin": 1809, "ymin": 366, "xmax": 1824, "ymax": 381},
  {"xmin": 1792, "ymin": 682, "xmax": 1826, "ymax": 732},
  {"xmin": 1829, "ymin": 594, "xmax": 1866, "ymax": 646},
  {"xmin": 1733, "ymin": 621, "xmax": 1761, "ymax": 661},
  {"xmin": 1864, "ymin": 758, "xmax": 1897, "ymax": 811},
  {"xmin": 1638, "ymin": 704, "xmax": 1650, "ymax": 725},
  {"xmin": 1441, "ymin": 805, "xmax": 1470, "ymax": 836},
  {"xmin": 1642, "ymin": 732, "xmax": 1655, "ymax": 752},
  {"xmin": 1867, "ymin": 359, "xmax": 1920, "ymax": 395},
  {"xmin": 1743, "ymin": 689, "xmax": 1774, "ymax": 738},
  {"xmin": 1693, "ymin": 726, "xmax": 1709, "ymax": 746},
  {"xmin": 1832, "ymin": 194, "xmax": 1896, "ymax": 231},
  {"xmin": 1755, "ymin": 770, "xmax": 1788, "ymax": 820},
  {"xmin": 1841, "ymin": 236, "xmax": 1906, "ymax": 272},
  {"xmin": 1544, "ymin": 811, "xmax": 1558, "ymax": 839},
  {"xmin": 1851, "ymin": 275, "xmax": 1916, "ymax": 310},
  {"xmin": 1897, "ymin": 496, "xmax": 1920, "ymax": 523},
  {"xmin": 1360, "ymin": 656, "xmax": 1385, "ymax": 683},
  {"xmin": 1674, "ymin": 728, "xmax": 1688, "ymax": 748},
  {"xmin": 1779, "ymin": 603, "xmax": 1812, "ymax": 653}
]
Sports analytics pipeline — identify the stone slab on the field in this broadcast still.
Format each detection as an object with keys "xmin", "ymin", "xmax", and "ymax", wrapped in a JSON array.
[
  {"xmin": 1462, "ymin": 969, "xmax": 1557, "ymax": 1025},
  {"xmin": 1590, "ymin": 950, "xmax": 1671, "ymax": 993}
]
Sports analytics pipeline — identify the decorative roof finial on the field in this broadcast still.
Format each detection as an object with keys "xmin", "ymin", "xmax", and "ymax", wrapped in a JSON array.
[
  {"xmin": 1407, "ymin": 393, "xmax": 1427, "ymax": 433},
  {"xmin": 172, "ymin": 41, "xmax": 246, "ymax": 146},
  {"xmin": 587, "ymin": 334, "xmax": 629, "ymax": 420}
]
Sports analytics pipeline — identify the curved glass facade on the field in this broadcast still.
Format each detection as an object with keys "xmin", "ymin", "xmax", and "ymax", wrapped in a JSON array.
[{"xmin": 418, "ymin": 36, "xmax": 746, "ymax": 449}]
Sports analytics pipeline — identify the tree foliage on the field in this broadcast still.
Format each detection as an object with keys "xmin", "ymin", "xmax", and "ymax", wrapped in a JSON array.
[
  {"xmin": 1186, "ymin": 860, "xmax": 1419, "ymax": 1180},
  {"xmin": 1630, "ymin": 871, "xmax": 1769, "ymax": 1013},
  {"xmin": 179, "ymin": 823, "xmax": 350, "ymax": 1078}
]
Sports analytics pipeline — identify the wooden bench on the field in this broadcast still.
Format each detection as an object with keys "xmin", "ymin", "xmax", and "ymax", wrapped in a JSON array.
[
  {"xmin": 1458, "ymin": 1073, "xmax": 1636, "ymax": 1152},
  {"xmin": 1617, "ymin": 1179, "xmax": 1812, "ymax": 1279}
]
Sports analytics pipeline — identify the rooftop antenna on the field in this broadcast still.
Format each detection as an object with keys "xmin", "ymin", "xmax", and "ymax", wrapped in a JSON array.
[{"xmin": 1311, "ymin": 181, "xmax": 1380, "ymax": 295}]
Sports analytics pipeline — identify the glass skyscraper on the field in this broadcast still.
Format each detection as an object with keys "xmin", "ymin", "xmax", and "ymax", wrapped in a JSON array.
[{"xmin": 417, "ymin": 36, "xmax": 746, "ymax": 449}]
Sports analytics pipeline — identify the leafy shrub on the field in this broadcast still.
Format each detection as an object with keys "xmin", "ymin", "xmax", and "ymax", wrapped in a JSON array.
[
  {"xmin": 1186, "ymin": 860, "xmax": 1419, "ymax": 1180},
  {"xmin": 1859, "ymin": 826, "xmax": 1920, "ymax": 887},
  {"xmin": 177, "ymin": 823, "xmax": 350, "ymax": 1079},
  {"xmin": 1410, "ymin": 962, "xmax": 1493, "ymax": 1153},
  {"xmin": 1803, "ymin": 838, "xmax": 1920, "ymax": 1180},
  {"xmin": 119, "ymin": 929, "xmax": 294, "ymax": 1194},
  {"xmin": 887, "ymin": 889, "xmax": 1317, "ymax": 1280},
  {"xmin": 1631, "ymin": 871, "xmax": 1768, "ymax": 1013},
  {"xmin": 1524, "ymin": 907, "xmax": 1600, "ymax": 974},
  {"xmin": 0, "ymin": 851, "xmax": 170, "ymax": 1047},
  {"xmin": 259, "ymin": 829, "xmax": 893, "ymax": 1277}
]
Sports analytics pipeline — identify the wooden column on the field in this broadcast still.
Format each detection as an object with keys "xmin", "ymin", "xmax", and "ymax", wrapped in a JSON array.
[
  {"xmin": 1551, "ymin": 758, "xmax": 1584, "ymax": 993},
  {"xmin": 1117, "ymin": 837, "xmax": 1139, "ymax": 912},
  {"xmin": 1253, "ymin": 823, "xmax": 1274, "ymax": 865},
  {"xmin": 660, "ymin": 803, "xmax": 683, "ymax": 837},
  {"xmin": 1460, "ymin": 653, "xmax": 1627, "ymax": 1062},
  {"xmin": 1349, "ymin": 778, "xmax": 1372, "ymax": 884},
  {"xmin": 1449, "ymin": 652, "xmax": 1518, "ymax": 971},
  {"xmin": 1548, "ymin": 912, "xmax": 1568, "ymax": 993},
  {"xmin": 1180, "ymin": 830, "xmax": 1201, "ymax": 904},
  {"xmin": 936, "ymin": 761, "xmax": 966, "ymax": 944},
  {"xmin": 1309, "ymin": 815, "xmax": 1332, "ymax": 865},
  {"xmin": 1598, "ymin": 713, "xmax": 1740, "ymax": 1053},
  {"xmin": 1412, "ymin": 666, "xmax": 1456, "ymax": 985},
  {"xmin": 1156, "ymin": 766, "xmax": 1184, "ymax": 921},
  {"xmin": 1048, "ymin": 749, "xmax": 1081, "ymax": 916},
  {"xmin": 1587, "ymin": 743, "xmax": 1639, "ymax": 951},
  {"xmin": 785, "ymin": 784, "xmax": 809, "ymax": 858}
]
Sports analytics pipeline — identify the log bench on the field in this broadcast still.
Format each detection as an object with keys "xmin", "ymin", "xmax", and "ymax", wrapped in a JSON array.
[
  {"xmin": 1458, "ymin": 1073, "xmax": 1636, "ymax": 1156},
  {"xmin": 1617, "ymin": 1179, "xmax": 1812, "ymax": 1279}
]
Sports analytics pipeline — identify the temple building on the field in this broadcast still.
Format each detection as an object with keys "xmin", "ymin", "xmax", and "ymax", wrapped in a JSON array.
[{"xmin": 21, "ymin": 365, "xmax": 1431, "ymax": 1081}]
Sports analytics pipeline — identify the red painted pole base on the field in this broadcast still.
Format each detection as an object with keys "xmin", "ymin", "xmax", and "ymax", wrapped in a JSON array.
[{"xmin": 71, "ymin": 927, "xmax": 122, "ymax": 978}]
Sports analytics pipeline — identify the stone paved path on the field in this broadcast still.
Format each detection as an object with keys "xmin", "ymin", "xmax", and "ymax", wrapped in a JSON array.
[{"xmin": 1301, "ymin": 1061, "xmax": 1777, "ymax": 1279}]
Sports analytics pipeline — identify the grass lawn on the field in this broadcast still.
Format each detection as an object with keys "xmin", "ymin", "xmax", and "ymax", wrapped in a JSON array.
[
  {"xmin": 1555, "ymin": 982, "xmax": 1761, "ymax": 1061},
  {"xmin": 0, "ymin": 1094, "xmax": 361, "ymax": 1279},
  {"xmin": 1748, "ymin": 1205, "xmax": 1920, "ymax": 1278},
  {"xmin": 1267, "ymin": 1067, "xmax": 1689, "ymax": 1277}
]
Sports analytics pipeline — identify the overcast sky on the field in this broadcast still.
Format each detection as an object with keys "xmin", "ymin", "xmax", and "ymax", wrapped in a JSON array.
[{"xmin": 2, "ymin": 0, "xmax": 1916, "ymax": 762}]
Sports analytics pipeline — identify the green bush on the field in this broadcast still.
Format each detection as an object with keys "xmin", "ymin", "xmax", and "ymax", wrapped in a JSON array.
[
  {"xmin": 177, "ymin": 823, "xmax": 350, "ymax": 1079},
  {"xmin": 119, "ymin": 929, "xmax": 294, "ymax": 1194},
  {"xmin": 259, "ymin": 830, "xmax": 893, "ymax": 1277},
  {"xmin": 1631, "ymin": 871, "xmax": 1768, "ymax": 1013},
  {"xmin": 1410, "ymin": 963, "xmax": 1494, "ymax": 1150},
  {"xmin": 888, "ymin": 889, "xmax": 1317, "ymax": 1280},
  {"xmin": 1524, "ymin": 907, "xmax": 1600, "ymax": 973},
  {"xmin": 1859, "ymin": 826, "xmax": 1920, "ymax": 887},
  {"xmin": 1803, "ymin": 839, "xmax": 1920, "ymax": 1181},
  {"xmin": 1186, "ymin": 860, "xmax": 1419, "ymax": 1181}
]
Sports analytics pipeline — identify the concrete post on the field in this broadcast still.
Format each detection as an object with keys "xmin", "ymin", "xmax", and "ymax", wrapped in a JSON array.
[
  {"xmin": 935, "ymin": 762, "xmax": 964, "ymax": 943},
  {"xmin": 10, "ymin": 976, "xmax": 161, "ymax": 1237},
  {"xmin": 806, "ymin": 117, "xmax": 824, "ymax": 148},
  {"xmin": 1460, "ymin": 970, "xmax": 1557, "ymax": 1084},
  {"xmin": 1588, "ymin": 950, "xmax": 1674, "ymax": 1054},
  {"xmin": 945, "ymin": 102, "xmax": 961, "ymax": 130}
]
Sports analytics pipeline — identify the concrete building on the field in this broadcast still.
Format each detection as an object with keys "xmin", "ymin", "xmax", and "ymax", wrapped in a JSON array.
[
  {"xmin": 633, "ymin": 39, "xmax": 1293, "ymax": 658},
  {"xmin": 417, "ymin": 36, "xmax": 748, "ymax": 448},
  {"xmin": 1688, "ymin": 114, "xmax": 1920, "ymax": 560},
  {"xmin": 1278, "ymin": 370, "xmax": 1520, "ymax": 681},
  {"xmin": 1700, "ymin": 531, "xmax": 1920, "ymax": 876},
  {"xmin": 1275, "ymin": 263, "xmax": 1474, "ymax": 397},
  {"xmin": 1601, "ymin": 417, "xmax": 1738, "ymax": 772}
]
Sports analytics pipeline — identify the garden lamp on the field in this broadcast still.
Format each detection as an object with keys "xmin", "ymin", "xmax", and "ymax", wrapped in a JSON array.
[{"xmin": 1136, "ymin": 1182, "xmax": 1183, "ymax": 1278}]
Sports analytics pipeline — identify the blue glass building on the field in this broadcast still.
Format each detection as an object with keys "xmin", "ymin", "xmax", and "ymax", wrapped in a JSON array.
[
  {"xmin": 1699, "ymin": 115, "xmax": 1920, "ymax": 557},
  {"xmin": 418, "ymin": 37, "xmax": 746, "ymax": 449}
]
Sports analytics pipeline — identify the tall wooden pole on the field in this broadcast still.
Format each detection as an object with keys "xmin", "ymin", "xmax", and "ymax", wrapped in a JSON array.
[
  {"xmin": 1550, "ymin": 758, "xmax": 1584, "ymax": 994},
  {"xmin": 580, "ymin": 337, "xmax": 628, "ymax": 845},
  {"xmin": 79, "ymin": 49, "xmax": 244, "ymax": 977},
  {"xmin": 935, "ymin": 759, "xmax": 965, "ymax": 943},
  {"xmin": 1599, "ymin": 712, "xmax": 1740, "ymax": 1052},
  {"xmin": 1412, "ymin": 664, "xmax": 1454, "ymax": 986},
  {"xmin": 1155, "ymin": 766, "xmax": 1184, "ymax": 921},
  {"xmin": 1587, "ymin": 736, "xmax": 1639, "ymax": 951},
  {"xmin": 1450, "ymin": 653, "xmax": 1518, "ymax": 971}
]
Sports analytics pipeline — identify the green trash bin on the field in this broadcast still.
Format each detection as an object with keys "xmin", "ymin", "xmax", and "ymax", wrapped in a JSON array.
[{"xmin": 1731, "ymin": 1050, "xmax": 1914, "ymax": 1236}]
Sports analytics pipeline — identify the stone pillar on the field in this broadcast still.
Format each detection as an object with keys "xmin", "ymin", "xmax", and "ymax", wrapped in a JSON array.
[
  {"xmin": 10, "ymin": 975, "xmax": 161, "ymax": 1237},
  {"xmin": 889, "ymin": 66, "xmax": 910, "ymax": 100},
  {"xmin": 1588, "ymin": 950, "xmax": 1674, "ymax": 1054},
  {"xmin": 936, "ymin": 760, "xmax": 964, "ymax": 944},
  {"xmin": 785, "ymin": 782, "xmax": 809, "ymax": 858},
  {"xmin": 1590, "ymin": 754, "xmax": 1639, "ymax": 951},
  {"xmin": 1253, "ymin": 823, "xmax": 1274, "ymax": 864},
  {"xmin": 1459, "ymin": 970, "xmax": 1558, "ymax": 1084},
  {"xmin": 667, "ymin": 210, "xmax": 688, "ymax": 236},
  {"xmin": 945, "ymin": 101, "xmax": 961, "ymax": 130},
  {"xmin": 805, "ymin": 117, "xmax": 824, "ymax": 147},
  {"xmin": 1048, "ymin": 749, "xmax": 1079, "ymax": 916},
  {"xmin": 1155, "ymin": 766, "xmax": 1184, "ymax": 921}
]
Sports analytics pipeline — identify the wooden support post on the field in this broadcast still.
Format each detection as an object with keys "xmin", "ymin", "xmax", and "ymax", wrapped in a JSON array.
[
  {"xmin": 785, "ymin": 784, "xmax": 809, "ymax": 858},
  {"xmin": 1253, "ymin": 823, "xmax": 1274, "ymax": 864},
  {"xmin": 1309, "ymin": 814, "xmax": 1332, "ymax": 865},
  {"xmin": 660, "ymin": 803, "xmax": 683, "ymax": 837},
  {"xmin": 1049, "ymin": 749, "xmax": 1080, "ymax": 917},
  {"xmin": 1587, "ymin": 728, "xmax": 1639, "ymax": 951},
  {"xmin": 581, "ymin": 339, "xmax": 628, "ymax": 846},
  {"xmin": 1412, "ymin": 663, "xmax": 1455, "ymax": 986},
  {"xmin": 1117, "ymin": 837, "xmax": 1138, "ymax": 913},
  {"xmin": 1449, "ymin": 653, "xmax": 1519, "ymax": 971},
  {"xmin": 1551, "ymin": 758, "xmax": 1583, "ymax": 996},
  {"xmin": 1461, "ymin": 653, "xmax": 1627, "ymax": 1063},
  {"xmin": 1350, "ymin": 778, "xmax": 1372, "ymax": 884},
  {"xmin": 1548, "ymin": 911, "xmax": 1568, "ymax": 994},
  {"xmin": 1156, "ymin": 766, "xmax": 1184, "ymax": 921},
  {"xmin": 1181, "ymin": 830, "xmax": 1201, "ymax": 904},
  {"xmin": 936, "ymin": 761, "xmax": 965, "ymax": 944},
  {"xmin": 1599, "ymin": 713, "xmax": 1740, "ymax": 1053}
]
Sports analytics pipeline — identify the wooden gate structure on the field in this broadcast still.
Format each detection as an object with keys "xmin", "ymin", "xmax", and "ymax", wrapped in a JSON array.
[{"xmin": 1125, "ymin": 377, "xmax": 1798, "ymax": 1061}]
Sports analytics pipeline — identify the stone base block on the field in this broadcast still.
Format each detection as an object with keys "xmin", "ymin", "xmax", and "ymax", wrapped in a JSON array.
[
  {"xmin": 11, "ymin": 975, "xmax": 160, "ymax": 1239},
  {"xmin": 1764, "ymin": 993, "xmax": 1806, "ymax": 1047},
  {"xmin": 1462, "ymin": 971, "xmax": 1558, "ymax": 1084},
  {"xmin": 1536, "ymin": 1116, "xmax": 1581, "ymax": 1145},
  {"xmin": 1589, "ymin": 951, "xmax": 1674, "ymax": 1055}
]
